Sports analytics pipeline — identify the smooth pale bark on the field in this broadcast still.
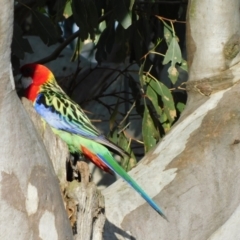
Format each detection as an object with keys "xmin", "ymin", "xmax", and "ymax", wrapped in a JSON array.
[
  {"xmin": 22, "ymin": 98, "xmax": 106, "ymax": 239},
  {"xmin": 0, "ymin": 1, "xmax": 73, "ymax": 239},
  {"xmin": 103, "ymin": 0, "xmax": 240, "ymax": 239}
]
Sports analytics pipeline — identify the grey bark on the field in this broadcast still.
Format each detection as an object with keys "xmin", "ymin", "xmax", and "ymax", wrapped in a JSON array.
[
  {"xmin": 4, "ymin": 0, "xmax": 240, "ymax": 239},
  {"xmin": 0, "ymin": 1, "xmax": 73, "ymax": 239},
  {"xmin": 23, "ymin": 99, "xmax": 106, "ymax": 240},
  {"xmin": 70, "ymin": 163, "xmax": 105, "ymax": 240},
  {"xmin": 22, "ymin": 98, "xmax": 69, "ymax": 187},
  {"xmin": 102, "ymin": 0, "xmax": 240, "ymax": 239}
]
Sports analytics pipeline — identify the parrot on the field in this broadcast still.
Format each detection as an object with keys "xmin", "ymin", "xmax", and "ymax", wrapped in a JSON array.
[{"xmin": 20, "ymin": 63, "xmax": 167, "ymax": 220}]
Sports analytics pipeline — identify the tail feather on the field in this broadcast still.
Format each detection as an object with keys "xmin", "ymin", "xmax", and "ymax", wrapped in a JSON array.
[
  {"xmin": 95, "ymin": 136, "xmax": 130, "ymax": 158},
  {"xmin": 54, "ymin": 128, "xmax": 166, "ymax": 219},
  {"xmin": 81, "ymin": 146, "xmax": 114, "ymax": 174},
  {"xmin": 97, "ymin": 152, "xmax": 167, "ymax": 220}
]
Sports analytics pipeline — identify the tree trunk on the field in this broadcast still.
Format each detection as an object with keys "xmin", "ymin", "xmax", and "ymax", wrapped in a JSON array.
[
  {"xmin": 22, "ymin": 98, "xmax": 106, "ymax": 239},
  {"xmin": 103, "ymin": 0, "xmax": 240, "ymax": 239},
  {"xmin": 0, "ymin": 1, "xmax": 73, "ymax": 239}
]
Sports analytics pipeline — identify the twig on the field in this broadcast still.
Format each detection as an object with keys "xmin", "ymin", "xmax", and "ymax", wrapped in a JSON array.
[
  {"xmin": 118, "ymin": 101, "xmax": 136, "ymax": 127},
  {"xmin": 118, "ymin": 122, "xmax": 131, "ymax": 134},
  {"xmin": 123, "ymin": 131, "xmax": 144, "ymax": 145},
  {"xmin": 155, "ymin": 15, "xmax": 186, "ymax": 24},
  {"xmin": 100, "ymin": 63, "xmax": 137, "ymax": 93}
]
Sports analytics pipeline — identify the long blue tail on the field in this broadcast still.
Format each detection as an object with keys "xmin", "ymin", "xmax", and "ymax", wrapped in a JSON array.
[{"xmin": 98, "ymin": 152, "xmax": 168, "ymax": 220}]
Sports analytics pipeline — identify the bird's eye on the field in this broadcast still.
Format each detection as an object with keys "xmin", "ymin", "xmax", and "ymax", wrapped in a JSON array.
[{"xmin": 21, "ymin": 67, "xmax": 33, "ymax": 77}]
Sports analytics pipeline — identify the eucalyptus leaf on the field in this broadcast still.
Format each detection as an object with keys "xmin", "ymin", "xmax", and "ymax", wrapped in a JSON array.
[
  {"xmin": 108, "ymin": 128, "xmax": 118, "ymax": 145},
  {"xmin": 142, "ymin": 103, "xmax": 158, "ymax": 153},
  {"xmin": 96, "ymin": 23, "xmax": 115, "ymax": 63},
  {"xmin": 180, "ymin": 59, "xmax": 188, "ymax": 72},
  {"xmin": 159, "ymin": 112, "xmax": 171, "ymax": 133},
  {"xmin": 118, "ymin": 132, "xmax": 129, "ymax": 152},
  {"xmin": 114, "ymin": 0, "xmax": 132, "ymax": 29},
  {"xmin": 162, "ymin": 37, "xmax": 182, "ymax": 66},
  {"xmin": 146, "ymin": 84, "xmax": 162, "ymax": 118},
  {"xmin": 139, "ymin": 59, "xmax": 146, "ymax": 87},
  {"xmin": 71, "ymin": 0, "xmax": 88, "ymax": 40},
  {"xmin": 32, "ymin": 10, "xmax": 61, "ymax": 46},
  {"xmin": 86, "ymin": 0, "xmax": 98, "ymax": 39},
  {"xmin": 145, "ymin": 77, "xmax": 176, "ymax": 123},
  {"xmin": 164, "ymin": 25, "xmax": 172, "ymax": 46},
  {"xmin": 53, "ymin": 0, "xmax": 66, "ymax": 22},
  {"xmin": 71, "ymin": 38, "xmax": 84, "ymax": 61},
  {"xmin": 109, "ymin": 99, "xmax": 120, "ymax": 131},
  {"xmin": 118, "ymin": 131, "xmax": 136, "ymax": 171},
  {"xmin": 176, "ymin": 102, "xmax": 185, "ymax": 113},
  {"xmin": 71, "ymin": 0, "xmax": 99, "ymax": 40},
  {"xmin": 121, "ymin": 154, "xmax": 136, "ymax": 171},
  {"xmin": 63, "ymin": 0, "xmax": 72, "ymax": 19},
  {"xmin": 168, "ymin": 65, "xmax": 179, "ymax": 84}
]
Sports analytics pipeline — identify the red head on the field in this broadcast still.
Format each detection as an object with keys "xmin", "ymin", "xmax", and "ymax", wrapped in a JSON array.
[{"xmin": 20, "ymin": 64, "xmax": 54, "ymax": 102}]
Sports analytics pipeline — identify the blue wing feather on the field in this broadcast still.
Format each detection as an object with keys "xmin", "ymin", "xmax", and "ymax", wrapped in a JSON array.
[
  {"xmin": 35, "ymin": 86, "xmax": 126, "ymax": 156},
  {"xmin": 35, "ymin": 95, "xmax": 97, "ymax": 138}
]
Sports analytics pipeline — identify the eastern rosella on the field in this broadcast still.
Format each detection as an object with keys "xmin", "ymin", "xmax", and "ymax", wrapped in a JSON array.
[{"xmin": 20, "ymin": 63, "xmax": 167, "ymax": 219}]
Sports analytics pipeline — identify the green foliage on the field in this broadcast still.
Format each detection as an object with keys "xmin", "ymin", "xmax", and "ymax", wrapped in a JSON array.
[
  {"xmin": 63, "ymin": 0, "xmax": 73, "ymax": 19},
  {"xmin": 176, "ymin": 102, "xmax": 185, "ymax": 113},
  {"xmin": 108, "ymin": 128, "xmax": 137, "ymax": 171},
  {"xmin": 113, "ymin": 0, "xmax": 132, "ymax": 29},
  {"xmin": 145, "ymin": 76, "xmax": 176, "ymax": 124},
  {"xmin": 142, "ymin": 103, "xmax": 159, "ymax": 153},
  {"xmin": 14, "ymin": 0, "xmax": 188, "ymax": 169},
  {"xmin": 31, "ymin": 10, "xmax": 62, "ymax": 46},
  {"xmin": 71, "ymin": 0, "xmax": 98, "ymax": 40}
]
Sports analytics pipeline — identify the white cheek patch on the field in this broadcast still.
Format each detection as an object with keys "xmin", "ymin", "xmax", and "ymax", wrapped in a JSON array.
[{"xmin": 21, "ymin": 76, "xmax": 33, "ymax": 89}]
